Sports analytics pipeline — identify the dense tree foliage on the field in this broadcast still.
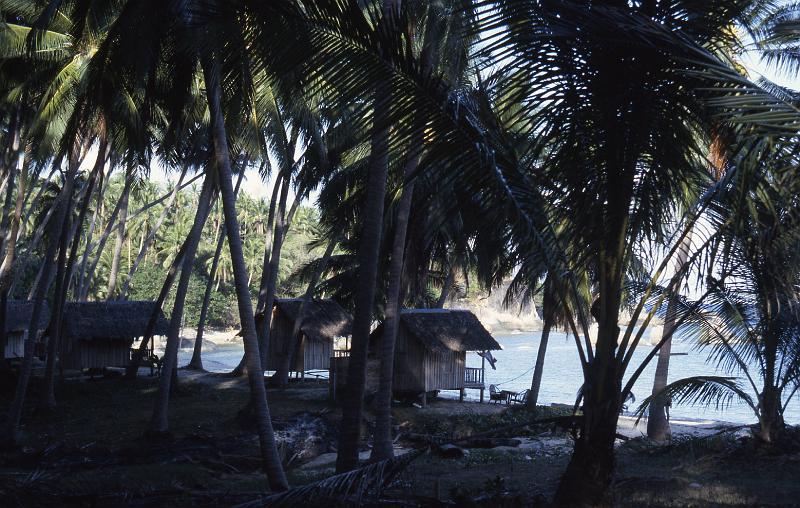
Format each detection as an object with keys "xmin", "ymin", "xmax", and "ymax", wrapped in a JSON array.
[{"xmin": 2, "ymin": 0, "xmax": 800, "ymax": 505}]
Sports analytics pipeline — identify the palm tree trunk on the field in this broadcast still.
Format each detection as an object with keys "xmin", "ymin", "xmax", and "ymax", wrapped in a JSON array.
[
  {"xmin": 118, "ymin": 166, "xmax": 188, "ymax": 299},
  {"xmin": 76, "ymin": 163, "xmax": 111, "ymax": 299},
  {"xmin": 258, "ymin": 171, "xmax": 291, "ymax": 371},
  {"xmin": 149, "ymin": 174, "xmax": 214, "ymax": 433},
  {"xmin": 0, "ymin": 120, "xmax": 26, "ymax": 369},
  {"xmin": 0, "ymin": 147, "xmax": 27, "ymax": 289},
  {"xmin": 555, "ymin": 202, "xmax": 630, "ymax": 505},
  {"xmin": 41, "ymin": 188, "xmax": 73, "ymax": 410},
  {"xmin": 336, "ymin": 86, "xmax": 391, "ymax": 473},
  {"xmin": 371, "ymin": 139, "xmax": 421, "ymax": 462},
  {"xmin": 0, "ymin": 108, "xmax": 21, "ymax": 265},
  {"xmin": 107, "ymin": 165, "xmax": 132, "ymax": 299},
  {"xmin": 187, "ymin": 169, "xmax": 245, "ymax": 371},
  {"xmin": 647, "ymin": 231, "xmax": 692, "ymax": 441},
  {"xmin": 527, "ymin": 308, "xmax": 553, "ymax": 408},
  {"xmin": 14, "ymin": 164, "xmax": 58, "ymax": 248},
  {"xmin": 125, "ymin": 238, "xmax": 190, "ymax": 379},
  {"xmin": 757, "ymin": 385, "xmax": 783, "ymax": 443},
  {"xmin": 42, "ymin": 140, "xmax": 107, "ymax": 408},
  {"xmin": 229, "ymin": 171, "xmax": 284, "ymax": 377},
  {"xmin": 436, "ymin": 264, "xmax": 455, "ymax": 308},
  {"xmin": 3, "ymin": 158, "xmax": 76, "ymax": 446},
  {"xmin": 81, "ymin": 174, "xmax": 129, "ymax": 298},
  {"xmin": 203, "ymin": 55, "xmax": 289, "ymax": 491},
  {"xmin": 271, "ymin": 236, "xmax": 338, "ymax": 387}
]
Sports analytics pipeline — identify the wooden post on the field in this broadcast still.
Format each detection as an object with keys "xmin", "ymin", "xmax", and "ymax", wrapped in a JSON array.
[
  {"xmin": 421, "ymin": 391, "xmax": 427, "ymax": 408},
  {"xmin": 480, "ymin": 355, "xmax": 486, "ymax": 403},
  {"xmin": 329, "ymin": 366, "xmax": 335, "ymax": 401},
  {"xmin": 459, "ymin": 388, "xmax": 465, "ymax": 402}
]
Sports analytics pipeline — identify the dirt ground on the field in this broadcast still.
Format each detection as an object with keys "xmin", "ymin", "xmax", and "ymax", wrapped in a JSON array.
[{"xmin": 2, "ymin": 371, "xmax": 799, "ymax": 507}]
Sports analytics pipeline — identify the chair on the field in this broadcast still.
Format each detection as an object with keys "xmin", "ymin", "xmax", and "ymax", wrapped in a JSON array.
[
  {"xmin": 489, "ymin": 384, "xmax": 505, "ymax": 404},
  {"xmin": 512, "ymin": 389, "xmax": 530, "ymax": 405}
]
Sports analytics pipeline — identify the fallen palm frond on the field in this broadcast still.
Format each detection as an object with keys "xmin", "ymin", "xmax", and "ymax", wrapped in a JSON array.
[
  {"xmin": 235, "ymin": 411, "xmax": 581, "ymax": 507},
  {"xmin": 234, "ymin": 448, "xmax": 427, "ymax": 508}
]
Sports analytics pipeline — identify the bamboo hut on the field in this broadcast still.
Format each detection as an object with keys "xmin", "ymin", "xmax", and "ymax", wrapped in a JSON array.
[
  {"xmin": 58, "ymin": 301, "xmax": 169, "ymax": 370},
  {"xmin": 369, "ymin": 309, "xmax": 502, "ymax": 404},
  {"xmin": 265, "ymin": 298, "xmax": 352, "ymax": 374},
  {"xmin": 3, "ymin": 300, "xmax": 51, "ymax": 359}
]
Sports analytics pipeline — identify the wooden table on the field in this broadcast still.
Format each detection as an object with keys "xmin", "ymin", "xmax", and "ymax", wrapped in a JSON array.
[{"xmin": 500, "ymin": 390, "xmax": 517, "ymax": 404}]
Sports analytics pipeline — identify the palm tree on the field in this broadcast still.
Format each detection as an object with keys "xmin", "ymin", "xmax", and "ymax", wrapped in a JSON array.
[
  {"xmin": 106, "ymin": 163, "xmax": 132, "ymax": 298},
  {"xmin": 645, "ymin": 232, "xmax": 694, "ymax": 441},
  {"xmin": 639, "ymin": 149, "xmax": 800, "ymax": 445},
  {"xmin": 4, "ymin": 145, "xmax": 79, "ymax": 444},
  {"xmin": 187, "ymin": 168, "xmax": 245, "ymax": 370},
  {"xmin": 372, "ymin": 0, "xmax": 478, "ymax": 461},
  {"xmin": 202, "ymin": 52, "xmax": 289, "ymax": 491},
  {"xmin": 473, "ymin": 2, "xmax": 797, "ymax": 503},
  {"xmin": 149, "ymin": 173, "xmax": 215, "ymax": 433}
]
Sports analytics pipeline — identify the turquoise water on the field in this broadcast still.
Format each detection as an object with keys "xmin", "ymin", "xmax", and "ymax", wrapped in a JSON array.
[{"xmin": 176, "ymin": 330, "xmax": 800, "ymax": 425}]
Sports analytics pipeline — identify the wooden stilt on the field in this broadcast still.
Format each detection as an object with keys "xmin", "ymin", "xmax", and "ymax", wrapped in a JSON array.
[
  {"xmin": 480, "ymin": 388, "xmax": 485, "ymax": 403},
  {"xmin": 421, "ymin": 392, "xmax": 427, "ymax": 408},
  {"xmin": 459, "ymin": 388, "xmax": 465, "ymax": 402}
]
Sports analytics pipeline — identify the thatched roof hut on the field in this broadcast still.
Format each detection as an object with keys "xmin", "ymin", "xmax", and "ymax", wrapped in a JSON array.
[
  {"xmin": 266, "ymin": 298, "xmax": 352, "ymax": 373},
  {"xmin": 3, "ymin": 300, "xmax": 51, "ymax": 333},
  {"xmin": 3, "ymin": 300, "xmax": 51, "ymax": 359},
  {"xmin": 368, "ymin": 309, "xmax": 501, "ymax": 398},
  {"xmin": 62, "ymin": 301, "xmax": 169, "ymax": 340},
  {"xmin": 273, "ymin": 298, "xmax": 352, "ymax": 341},
  {"xmin": 59, "ymin": 301, "xmax": 169, "ymax": 369},
  {"xmin": 391, "ymin": 309, "xmax": 502, "ymax": 353}
]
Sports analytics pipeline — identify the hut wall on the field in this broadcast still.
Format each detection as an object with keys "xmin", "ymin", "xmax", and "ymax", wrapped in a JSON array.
[
  {"xmin": 302, "ymin": 336, "xmax": 332, "ymax": 371},
  {"xmin": 423, "ymin": 349, "xmax": 465, "ymax": 391},
  {"xmin": 266, "ymin": 312, "xmax": 293, "ymax": 371},
  {"xmin": 4, "ymin": 331, "xmax": 26, "ymax": 359},
  {"xmin": 391, "ymin": 329, "xmax": 427, "ymax": 393},
  {"xmin": 61, "ymin": 339, "xmax": 134, "ymax": 369}
]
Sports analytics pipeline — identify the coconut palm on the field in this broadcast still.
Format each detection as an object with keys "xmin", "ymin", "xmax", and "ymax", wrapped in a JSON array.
[
  {"xmin": 638, "ymin": 146, "xmax": 800, "ymax": 445},
  {"xmin": 16, "ymin": 0, "xmax": 290, "ymax": 490},
  {"xmin": 187, "ymin": 167, "xmax": 245, "ymax": 371},
  {"xmin": 472, "ymin": 1, "xmax": 800, "ymax": 504}
]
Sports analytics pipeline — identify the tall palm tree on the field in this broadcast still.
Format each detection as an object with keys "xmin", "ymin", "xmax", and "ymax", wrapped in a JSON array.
[
  {"xmin": 202, "ymin": 51, "xmax": 289, "ymax": 490},
  {"xmin": 372, "ymin": 0, "xmax": 477, "ymax": 462},
  {"xmin": 149, "ymin": 173, "xmax": 215, "ymax": 433},
  {"xmin": 187, "ymin": 167, "xmax": 245, "ymax": 370},
  {"xmin": 639, "ymin": 147, "xmax": 800, "ymax": 445},
  {"xmin": 473, "ymin": 1, "xmax": 797, "ymax": 504}
]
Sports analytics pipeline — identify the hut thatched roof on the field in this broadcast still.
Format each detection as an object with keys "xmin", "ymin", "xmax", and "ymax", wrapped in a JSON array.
[
  {"xmin": 394, "ymin": 309, "xmax": 501, "ymax": 353},
  {"xmin": 62, "ymin": 301, "xmax": 169, "ymax": 341},
  {"xmin": 274, "ymin": 298, "xmax": 352, "ymax": 342},
  {"xmin": 3, "ymin": 300, "xmax": 51, "ymax": 333}
]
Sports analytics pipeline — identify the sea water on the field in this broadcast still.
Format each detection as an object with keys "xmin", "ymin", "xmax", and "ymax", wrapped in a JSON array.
[
  {"xmin": 466, "ymin": 331, "xmax": 800, "ymax": 425},
  {"xmin": 175, "ymin": 330, "xmax": 800, "ymax": 425}
]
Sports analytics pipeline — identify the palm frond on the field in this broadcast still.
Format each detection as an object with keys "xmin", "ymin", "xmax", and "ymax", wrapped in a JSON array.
[
  {"xmin": 235, "ymin": 448, "xmax": 426, "ymax": 508},
  {"xmin": 635, "ymin": 375, "xmax": 757, "ymax": 423}
]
